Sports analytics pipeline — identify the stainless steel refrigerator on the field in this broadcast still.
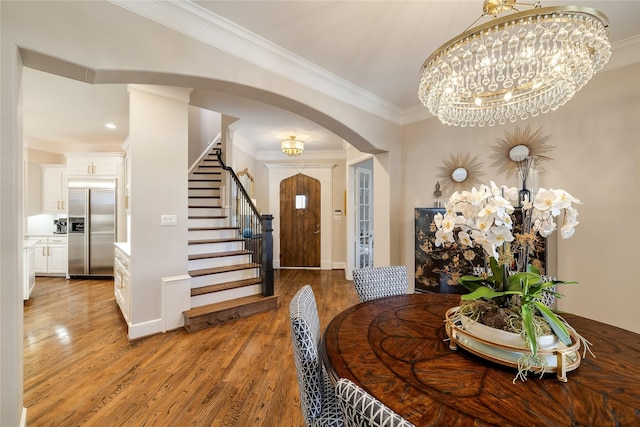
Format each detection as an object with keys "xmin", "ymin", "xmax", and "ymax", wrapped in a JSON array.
[{"xmin": 68, "ymin": 179, "xmax": 116, "ymax": 277}]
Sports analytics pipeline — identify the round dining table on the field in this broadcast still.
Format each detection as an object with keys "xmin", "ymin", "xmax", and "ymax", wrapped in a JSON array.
[{"xmin": 321, "ymin": 293, "xmax": 640, "ymax": 426}]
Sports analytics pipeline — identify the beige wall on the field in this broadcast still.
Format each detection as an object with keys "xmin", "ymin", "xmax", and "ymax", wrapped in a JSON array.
[{"xmin": 401, "ymin": 63, "xmax": 640, "ymax": 334}]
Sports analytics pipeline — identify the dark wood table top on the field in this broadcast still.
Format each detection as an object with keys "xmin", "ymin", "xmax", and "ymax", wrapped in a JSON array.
[{"xmin": 321, "ymin": 293, "xmax": 640, "ymax": 426}]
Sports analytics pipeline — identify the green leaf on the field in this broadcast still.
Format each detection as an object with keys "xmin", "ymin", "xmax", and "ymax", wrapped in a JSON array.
[
  {"xmin": 526, "ymin": 264, "xmax": 541, "ymax": 275},
  {"xmin": 533, "ymin": 301, "xmax": 572, "ymax": 346},
  {"xmin": 507, "ymin": 272, "xmax": 540, "ymax": 291},
  {"xmin": 521, "ymin": 304, "xmax": 538, "ymax": 356},
  {"xmin": 458, "ymin": 275, "xmax": 489, "ymax": 293},
  {"xmin": 460, "ymin": 286, "xmax": 518, "ymax": 300}
]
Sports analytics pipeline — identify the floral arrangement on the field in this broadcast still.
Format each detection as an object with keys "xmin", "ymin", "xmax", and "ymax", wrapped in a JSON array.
[
  {"xmin": 434, "ymin": 181, "xmax": 580, "ymax": 270},
  {"xmin": 434, "ymin": 181, "xmax": 590, "ymax": 381}
]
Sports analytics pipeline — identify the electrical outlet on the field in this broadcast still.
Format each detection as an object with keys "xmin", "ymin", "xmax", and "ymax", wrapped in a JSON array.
[{"xmin": 160, "ymin": 214, "xmax": 177, "ymax": 226}]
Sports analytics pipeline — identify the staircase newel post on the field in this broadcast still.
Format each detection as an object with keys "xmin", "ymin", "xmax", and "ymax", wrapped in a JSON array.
[{"xmin": 261, "ymin": 214, "xmax": 274, "ymax": 296}]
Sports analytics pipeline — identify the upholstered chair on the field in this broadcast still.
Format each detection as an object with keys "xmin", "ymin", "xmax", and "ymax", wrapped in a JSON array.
[
  {"xmin": 335, "ymin": 378, "xmax": 415, "ymax": 427},
  {"xmin": 351, "ymin": 266, "xmax": 409, "ymax": 303},
  {"xmin": 289, "ymin": 285, "xmax": 344, "ymax": 427},
  {"xmin": 538, "ymin": 275, "xmax": 557, "ymax": 307}
]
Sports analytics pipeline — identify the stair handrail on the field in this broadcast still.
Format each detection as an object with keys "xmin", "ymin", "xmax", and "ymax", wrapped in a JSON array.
[
  {"xmin": 212, "ymin": 148, "xmax": 260, "ymax": 218},
  {"xmin": 212, "ymin": 148, "xmax": 274, "ymax": 297}
]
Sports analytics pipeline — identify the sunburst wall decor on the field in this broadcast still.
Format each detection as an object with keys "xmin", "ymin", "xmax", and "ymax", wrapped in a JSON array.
[
  {"xmin": 489, "ymin": 126, "xmax": 554, "ymax": 179},
  {"xmin": 437, "ymin": 152, "xmax": 485, "ymax": 192}
]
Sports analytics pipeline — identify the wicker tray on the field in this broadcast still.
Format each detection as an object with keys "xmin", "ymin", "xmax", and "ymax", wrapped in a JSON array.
[{"xmin": 444, "ymin": 306, "xmax": 582, "ymax": 382}]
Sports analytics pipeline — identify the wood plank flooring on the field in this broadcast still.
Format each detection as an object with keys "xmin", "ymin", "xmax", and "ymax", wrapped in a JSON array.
[{"xmin": 24, "ymin": 269, "xmax": 360, "ymax": 427}]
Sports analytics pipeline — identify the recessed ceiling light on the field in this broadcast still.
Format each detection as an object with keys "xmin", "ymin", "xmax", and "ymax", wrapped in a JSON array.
[{"xmin": 105, "ymin": 123, "xmax": 116, "ymax": 129}]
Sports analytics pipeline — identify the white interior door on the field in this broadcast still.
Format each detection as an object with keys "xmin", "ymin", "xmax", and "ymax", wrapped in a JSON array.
[{"xmin": 355, "ymin": 166, "xmax": 373, "ymax": 269}]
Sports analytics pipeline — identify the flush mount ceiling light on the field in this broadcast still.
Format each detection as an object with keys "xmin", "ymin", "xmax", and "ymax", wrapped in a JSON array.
[
  {"xmin": 281, "ymin": 135, "xmax": 304, "ymax": 157},
  {"xmin": 418, "ymin": 0, "xmax": 611, "ymax": 127}
]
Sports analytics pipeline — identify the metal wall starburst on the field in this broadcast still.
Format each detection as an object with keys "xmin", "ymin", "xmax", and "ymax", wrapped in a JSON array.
[
  {"xmin": 489, "ymin": 126, "xmax": 554, "ymax": 179},
  {"xmin": 437, "ymin": 152, "xmax": 485, "ymax": 192}
]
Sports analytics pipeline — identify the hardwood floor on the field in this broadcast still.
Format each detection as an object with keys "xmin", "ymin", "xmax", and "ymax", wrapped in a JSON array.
[{"xmin": 24, "ymin": 270, "xmax": 360, "ymax": 426}]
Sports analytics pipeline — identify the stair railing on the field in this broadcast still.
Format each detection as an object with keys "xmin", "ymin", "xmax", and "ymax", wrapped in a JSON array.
[{"xmin": 212, "ymin": 148, "xmax": 274, "ymax": 297}]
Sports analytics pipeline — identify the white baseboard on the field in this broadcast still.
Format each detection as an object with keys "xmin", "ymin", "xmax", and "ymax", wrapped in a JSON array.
[
  {"xmin": 332, "ymin": 262, "xmax": 346, "ymax": 270},
  {"xmin": 21, "ymin": 407, "xmax": 27, "ymax": 427},
  {"xmin": 128, "ymin": 318, "xmax": 164, "ymax": 340}
]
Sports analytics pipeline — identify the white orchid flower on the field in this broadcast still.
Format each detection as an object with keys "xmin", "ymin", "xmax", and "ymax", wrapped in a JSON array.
[
  {"xmin": 435, "ymin": 229, "xmax": 453, "ymax": 247},
  {"xmin": 476, "ymin": 217, "xmax": 493, "ymax": 233},
  {"xmin": 433, "ymin": 213, "xmax": 443, "ymax": 228},
  {"xmin": 458, "ymin": 231, "xmax": 473, "ymax": 247},
  {"xmin": 537, "ymin": 220, "xmax": 557, "ymax": 237},
  {"xmin": 441, "ymin": 215, "xmax": 456, "ymax": 233},
  {"xmin": 534, "ymin": 189, "xmax": 561, "ymax": 215},
  {"xmin": 561, "ymin": 223, "xmax": 577, "ymax": 239},
  {"xmin": 488, "ymin": 226, "xmax": 515, "ymax": 245}
]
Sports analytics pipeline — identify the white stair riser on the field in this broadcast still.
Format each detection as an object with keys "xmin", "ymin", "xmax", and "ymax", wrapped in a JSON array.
[
  {"xmin": 188, "ymin": 181, "xmax": 221, "ymax": 189},
  {"xmin": 190, "ymin": 284, "xmax": 261, "ymax": 308},
  {"xmin": 189, "ymin": 189, "xmax": 220, "ymax": 197},
  {"xmin": 188, "ymin": 218, "xmax": 227, "ymax": 228},
  {"xmin": 188, "ymin": 241, "xmax": 244, "ymax": 254},
  {"xmin": 189, "ymin": 198, "xmax": 221, "ymax": 207},
  {"xmin": 188, "ymin": 207, "xmax": 223, "ymax": 217},
  {"xmin": 195, "ymin": 167, "xmax": 221, "ymax": 174},
  {"xmin": 188, "ymin": 254, "xmax": 252, "ymax": 270},
  {"xmin": 188, "ymin": 229, "xmax": 238, "ymax": 240},
  {"xmin": 190, "ymin": 268, "xmax": 259, "ymax": 287}
]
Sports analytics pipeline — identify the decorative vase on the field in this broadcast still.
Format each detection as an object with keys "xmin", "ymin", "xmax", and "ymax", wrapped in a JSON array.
[{"xmin": 445, "ymin": 306, "xmax": 582, "ymax": 382}]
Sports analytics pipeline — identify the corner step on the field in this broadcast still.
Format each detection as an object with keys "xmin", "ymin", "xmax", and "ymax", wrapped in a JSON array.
[{"xmin": 183, "ymin": 295, "xmax": 278, "ymax": 332}]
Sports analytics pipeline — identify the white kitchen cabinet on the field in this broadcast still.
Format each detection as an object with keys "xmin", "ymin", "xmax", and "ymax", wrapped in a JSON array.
[
  {"xmin": 66, "ymin": 153, "xmax": 123, "ymax": 178},
  {"xmin": 114, "ymin": 243, "xmax": 131, "ymax": 324},
  {"xmin": 33, "ymin": 236, "xmax": 68, "ymax": 276},
  {"xmin": 42, "ymin": 165, "xmax": 67, "ymax": 213},
  {"xmin": 23, "ymin": 240, "xmax": 37, "ymax": 300}
]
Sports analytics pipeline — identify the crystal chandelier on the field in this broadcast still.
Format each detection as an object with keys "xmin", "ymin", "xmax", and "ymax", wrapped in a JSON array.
[
  {"xmin": 281, "ymin": 135, "xmax": 304, "ymax": 157},
  {"xmin": 418, "ymin": 0, "xmax": 611, "ymax": 127}
]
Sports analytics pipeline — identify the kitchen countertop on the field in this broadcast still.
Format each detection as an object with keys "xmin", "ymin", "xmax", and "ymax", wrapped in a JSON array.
[
  {"xmin": 114, "ymin": 242, "xmax": 131, "ymax": 256},
  {"xmin": 23, "ymin": 239, "xmax": 40, "ymax": 248}
]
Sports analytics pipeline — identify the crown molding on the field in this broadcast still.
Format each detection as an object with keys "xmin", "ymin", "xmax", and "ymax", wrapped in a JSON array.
[
  {"xmin": 109, "ymin": 1, "xmax": 639, "ymax": 128},
  {"xmin": 257, "ymin": 150, "xmax": 346, "ymax": 162},
  {"xmin": 605, "ymin": 35, "xmax": 640, "ymax": 72},
  {"xmin": 109, "ymin": 0, "xmax": 403, "ymax": 123}
]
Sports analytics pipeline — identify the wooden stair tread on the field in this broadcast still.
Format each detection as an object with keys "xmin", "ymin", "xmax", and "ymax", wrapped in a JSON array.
[
  {"xmin": 188, "ymin": 226, "xmax": 238, "ymax": 231},
  {"xmin": 188, "ymin": 250, "xmax": 251, "ymax": 260},
  {"xmin": 190, "ymin": 263, "xmax": 261, "ymax": 277},
  {"xmin": 189, "ymin": 237, "xmax": 245, "ymax": 245},
  {"xmin": 188, "ymin": 215, "xmax": 226, "ymax": 219},
  {"xmin": 183, "ymin": 295, "xmax": 278, "ymax": 332},
  {"xmin": 189, "ymin": 195, "xmax": 221, "ymax": 199},
  {"xmin": 190, "ymin": 277, "xmax": 262, "ymax": 296}
]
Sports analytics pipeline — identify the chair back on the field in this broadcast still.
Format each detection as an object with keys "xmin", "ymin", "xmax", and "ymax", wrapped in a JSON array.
[
  {"xmin": 290, "ymin": 285, "xmax": 344, "ymax": 426},
  {"xmin": 335, "ymin": 378, "xmax": 415, "ymax": 427},
  {"xmin": 352, "ymin": 266, "xmax": 408, "ymax": 303}
]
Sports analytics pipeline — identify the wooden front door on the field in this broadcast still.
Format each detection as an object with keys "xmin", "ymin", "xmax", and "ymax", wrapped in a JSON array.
[{"xmin": 280, "ymin": 174, "xmax": 321, "ymax": 267}]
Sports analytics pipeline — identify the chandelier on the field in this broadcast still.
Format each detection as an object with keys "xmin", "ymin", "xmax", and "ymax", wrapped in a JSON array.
[
  {"xmin": 281, "ymin": 135, "xmax": 304, "ymax": 157},
  {"xmin": 418, "ymin": 0, "xmax": 611, "ymax": 127}
]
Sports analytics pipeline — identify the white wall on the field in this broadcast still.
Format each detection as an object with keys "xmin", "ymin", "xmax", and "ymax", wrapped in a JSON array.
[
  {"xmin": 401, "ymin": 63, "xmax": 640, "ymax": 334},
  {"xmin": 128, "ymin": 85, "xmax": 190, "ymax": 338},
  {"xmin": 0, "ymin": 24, "xmax": 25, "ymax": 426}
]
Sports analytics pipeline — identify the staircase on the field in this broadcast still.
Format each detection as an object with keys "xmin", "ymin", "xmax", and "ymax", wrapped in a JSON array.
[{"xmin": 182, "ymin": 149, "xmax": 277, "ymax": 332}]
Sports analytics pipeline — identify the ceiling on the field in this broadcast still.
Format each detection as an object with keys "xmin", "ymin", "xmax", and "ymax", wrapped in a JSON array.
[{"xmin": 21, "ymin": 0, "xmax": 640, "ymax": 156}]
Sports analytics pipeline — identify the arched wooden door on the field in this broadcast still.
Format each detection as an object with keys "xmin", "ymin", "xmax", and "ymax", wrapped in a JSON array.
[{"xmin": 280, "ymin": 174, "xmax": 321, "ymax": 267}]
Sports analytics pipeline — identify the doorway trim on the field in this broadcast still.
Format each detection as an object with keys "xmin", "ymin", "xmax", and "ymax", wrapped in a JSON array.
[{"xmin": 265, "ymin": 163, "xmax": 336, "ymax": 270}]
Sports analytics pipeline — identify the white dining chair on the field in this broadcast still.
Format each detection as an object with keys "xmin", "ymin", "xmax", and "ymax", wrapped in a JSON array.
[
  {"xmin": 289, "ymin": 285, "xmax": 344, "ymax": 427},
  {"xmin": 352, "ymin": 266, "xmax": 409, "ymax": 303},
  {"xmin": 335, "ymin": 378, "xmax": 415, "ymax": 427}
]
